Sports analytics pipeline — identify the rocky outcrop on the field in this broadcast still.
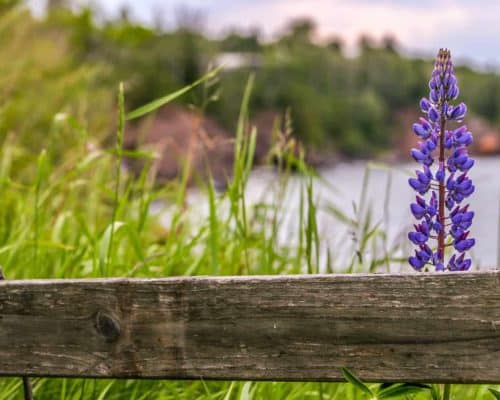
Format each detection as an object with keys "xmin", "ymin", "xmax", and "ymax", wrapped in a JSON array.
[
  {"xmin": 124, "ymin": 105, "xmax": 235, "ymax": 188},
  {"xmin": 393, "ymin": 108, "xmax": 500, "ymax": 159},
  {"xmin": 123, "ymin": 105, "xmax": 332, "ymax": 187},
  {"xmin": 467, "ymin": 117, "xmax": 500, "ymax": 155}
]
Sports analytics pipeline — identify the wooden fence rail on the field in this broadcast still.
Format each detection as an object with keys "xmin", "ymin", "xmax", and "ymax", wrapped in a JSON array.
[{"xmin": 1, "ymin": 271, "xmax": 500, "ymax": 383}]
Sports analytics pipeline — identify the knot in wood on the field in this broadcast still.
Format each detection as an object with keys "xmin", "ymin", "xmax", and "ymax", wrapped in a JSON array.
[{"xmin": 95, "ymin": 311, "xmax": 121, "ymax": 343}]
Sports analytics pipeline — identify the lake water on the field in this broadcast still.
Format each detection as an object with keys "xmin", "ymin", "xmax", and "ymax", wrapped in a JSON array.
[{"xmin": 161, "ymin": 157, "xmax": 500, "ymax": 272}]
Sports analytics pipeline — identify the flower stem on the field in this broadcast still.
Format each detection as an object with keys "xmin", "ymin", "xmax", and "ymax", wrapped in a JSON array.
[{"xmin": 438, "ymin": 113, "xmax": 446, "ymax": 264}]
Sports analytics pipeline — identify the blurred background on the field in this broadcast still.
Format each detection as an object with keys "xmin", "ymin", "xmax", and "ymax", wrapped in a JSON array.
[
  {"xmin": 1, "ymin": 0, "xmax": 499, "ymax": 268},
  {"xmin": 17, "ymin": 0, "xmax": 500, "ymax": 163}
]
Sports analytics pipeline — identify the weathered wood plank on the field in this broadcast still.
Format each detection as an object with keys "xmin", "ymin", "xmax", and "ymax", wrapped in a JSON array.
[
  {"xmin": 1, "ymin": 272, "xmax": 500, "ymax": 383},
  {"xmin": 0, "ymin": 266, "xmax": 33, "ymax": 400}
]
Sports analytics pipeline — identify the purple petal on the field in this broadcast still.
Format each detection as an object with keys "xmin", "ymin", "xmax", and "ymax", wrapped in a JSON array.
[
  {"xmin": 460, "ymin": 158, "xmax": 474, "ymax": 170},
  {"xmin": 412, "ymin": 123, "xmax": 427, "ymax": 137},
  {"xmin": 449, "ymin": 102, "xmax": 467, "ymax": 120},
  {"xmin": 409, "ymin": 256, "xmax": 424, "ymax": 270},
  {"xmin": 410, "ymin": 149, "xmax": 426, "ymax": 162},
  {"xmin": 419, "ymin": 98, "xmax": 431, "ymax": 112},
  {"xmin": 430, "ymin": 89, "xmax": 439, "ymax": 103},
  {"xmin": 410, "ymin": 203, "xmax": 426, "ymax": 219},
  {"xmin": 428, "ymin": 107, "xmax": 439, "ymax": 122},
  {"xmin": 454, "ymin": 238, "xmax": 475, "ymax": 252}
]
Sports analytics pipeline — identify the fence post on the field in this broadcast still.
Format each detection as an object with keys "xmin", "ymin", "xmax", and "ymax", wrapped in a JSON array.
[{"xmin": 0, "ymin": 266, "xmax": 33, "ymax": 400}]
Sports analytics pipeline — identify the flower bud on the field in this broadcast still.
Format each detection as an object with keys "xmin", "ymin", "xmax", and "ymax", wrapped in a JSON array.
[
  {"xmin": 428, "ymin": 107, "xmax": 439, "ymax": 122},
  {"xmin": 419, "ymin": 98, "xmax": 431, "ymax": 112},
  {"xmin": 448, "ymin": 102, "xmax": 467, "ymax": 120}
]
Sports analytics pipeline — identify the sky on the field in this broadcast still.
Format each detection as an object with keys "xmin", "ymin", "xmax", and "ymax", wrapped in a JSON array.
[{"xmin": 31, "ymin": 0, "xmax": 500, "ymax": 69}]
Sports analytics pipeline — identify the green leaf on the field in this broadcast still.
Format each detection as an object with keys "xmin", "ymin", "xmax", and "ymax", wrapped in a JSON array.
[
  {"xmin": 325, "ymin": 201, "xmax": 356, "ymax": 226},
  {"xmin": 341, "ymin": 368, "xmax": 373, "ymax": 397},
  {"xmin": 36, "ymin": 149, "xmax": 49, "ymax": 187},
  {"xmin": 222, "ymin": 382, "xmax": 236, "ymax": 400},
  {"xmin": 124, "ymin": 224, "xmax": 145, "ymax": 262},
  {"xmin": 100, "ymin": 221, "xmax": 144, "ymax": 264},
  {"xmin": 96, "ymin": 381, "xmax": 115, "ymax": 400},
  {"xmin": 430, "ymin": 384, "xmax": 441, "ymax": 400},
  {"xmin": 239, "ymin": 381, "xmax": 252, "ymax": 400},
  {"xmin": 207, "ymin": 173, "xmax": 219, "ymax": 275},
  {"xmin": 378, "ymin": 383, "xmax": 430, "ymax": 399},
  {"xmin": 489, "ymin": 388, "xmax": 500, "ymax": 399},
  {"xmin": 126, "ymin": 67, "xmax": 221, "ymax": 120},
  {"xmin": 99, "ymin": 221, "xmax": 127, "ymax": 271}
]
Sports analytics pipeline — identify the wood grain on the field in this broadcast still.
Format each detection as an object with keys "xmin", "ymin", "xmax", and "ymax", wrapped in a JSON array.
[
  {"xmin": 1, "ymin": 272, "xmax": 500, "ymax": 383},
  {"xmin": 0, "ymin": 266, "xmax": 33, "ymax": 400}
]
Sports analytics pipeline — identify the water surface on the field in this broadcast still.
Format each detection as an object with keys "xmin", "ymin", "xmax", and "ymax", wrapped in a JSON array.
[{"xmin": 162, "ymin": 157, "xmax": 500, "ymax": 272}]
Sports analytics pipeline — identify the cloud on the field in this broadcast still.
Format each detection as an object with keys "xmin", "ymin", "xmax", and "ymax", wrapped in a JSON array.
[
  {"xmin": 201, "ymin": 0, "xmax": 468, "ymax": 53},
  {"xmin": 209, "ymin": 0, "xmax": 500, "ymax": 66},
  {"xmin": 64, "ymin": 0, "xmax": 500, "ymax": 66}
]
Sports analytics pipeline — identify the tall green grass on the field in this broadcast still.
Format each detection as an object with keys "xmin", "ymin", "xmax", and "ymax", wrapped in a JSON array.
[{"xmin": 0, "ymin": 64, "xmax": 497, "ymax": 400}]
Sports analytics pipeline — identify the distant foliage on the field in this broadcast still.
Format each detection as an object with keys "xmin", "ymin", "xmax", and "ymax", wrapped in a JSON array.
[
  {"xmin": 0, "ymin": 6, "xmax": 113, "ymax": 175},
  {"xmin": 5, "ymin": 3, "xmax": 500, "ymax": 158}
]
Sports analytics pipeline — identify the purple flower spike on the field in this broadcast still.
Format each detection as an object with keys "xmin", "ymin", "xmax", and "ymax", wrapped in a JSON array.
[{"xmin": 408, "ymin": 48, "xmax": 475, "ymax": 272}]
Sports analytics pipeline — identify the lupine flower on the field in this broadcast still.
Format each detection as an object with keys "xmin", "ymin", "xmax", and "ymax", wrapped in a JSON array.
[{"xmin": 408, "ymin": 49, "xmax": 475, "ymax": 271}]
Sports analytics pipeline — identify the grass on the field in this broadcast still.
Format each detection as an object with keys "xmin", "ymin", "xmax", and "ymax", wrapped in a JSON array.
[{"xmin": 0, "ymin": 71, "xmax": 498, "ymax": 399}]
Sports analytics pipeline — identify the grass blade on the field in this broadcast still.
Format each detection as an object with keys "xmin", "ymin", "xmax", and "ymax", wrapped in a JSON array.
[
  {"xmin": 99, "ymin": 221, "xmax": 126, "ymax": 275},
  {"xmin": 126, "ymin": 67, "xmax": 220, "ymax": 120},
  {"xmin": 340, "ymin": 368, "xmax": 373, "ymax": 397},
  {"xmin": 377, "ymin": 383, "xmax": 430, "ymax": 399}
]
